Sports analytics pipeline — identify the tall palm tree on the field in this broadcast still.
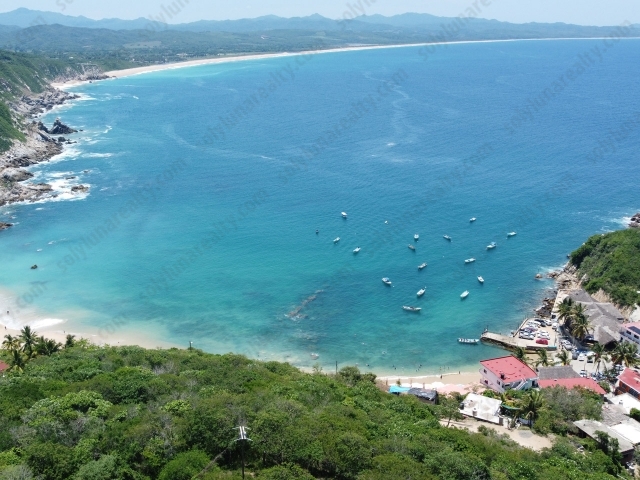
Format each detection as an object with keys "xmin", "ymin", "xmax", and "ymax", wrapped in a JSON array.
[
  {"xmin": 535, "ymin": 349, "xmax": 551, "ymax": 368},
  {"xmin": 65, "ymin": 334, "xmax": 76, "ymax": 348},
  {"xmin": 519, "ymin": 390, "xmax": 545, "ymax": 428},
  {"xmin": 557, "ymin": 297, "xmax": 575, "ymax": 328},
  {"xmin": 592, "ymin": 343, "xmax": 608, "ymax": 373},
  {"xmin": 35, "ymin": 337, "xmax": 62, "ymax": 357},
  {"xmin": 611, "ymin": 342, "xmax": 639, "ymax": 368},
  {"xmin": 571, "ymin": 314, "xmax": 592, "ymax": 341},
  {"xmin": 7, "ymin": 349, "xmax": 26, "ymax": 374},
  {"xmin": 555, "ymin": 350, "xmax": 571, "ymax": 366},
  {"xmin": 19, "ymin": 326, "xmax": 37, "ymax": 358},
  {"xmin": 512, "ymin": 347, "xmax": 528, "ymax": 364},
  {"xmin": 2, "ymin": 334, "xmax": 21, "ymax": 352}
]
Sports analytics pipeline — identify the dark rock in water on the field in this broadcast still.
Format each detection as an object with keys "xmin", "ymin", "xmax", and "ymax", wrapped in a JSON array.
[
  {"xmin": 65, "ymin": 176, "xmax": 77, "ymax": 180},
  {"xmin": 31, "ymin": 265, "xmax": 38, "ymax": 270},
  {"xmin": 71, "ymin": 185, "xmax": 89, "ymax": 193},
  {"xmin": 630, "ymin": 212, "xmax": 640, "ymax": 229},
  {"xmin": 83, "ymin": 170, "xmax": 90, "ymax": 173},
  {"xmin": 37, "ymin": 121, "xmax": 50, "ymax": 133},
  {"xmin": 0, "ymin": 222, "xmax": 13, "ymax": 231},
  {"xmin": 58, "ymin": 137, "xmax": 66, "ymax": 142},
  {"xmin": 49, "ymin": 118, "xmax": 78, "ymax": 135}
]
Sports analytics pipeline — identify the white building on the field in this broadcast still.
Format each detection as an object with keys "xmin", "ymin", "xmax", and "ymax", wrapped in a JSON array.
[{"xmin": 479, "ymin": 356, "xmax": 538, "ymax": 393}]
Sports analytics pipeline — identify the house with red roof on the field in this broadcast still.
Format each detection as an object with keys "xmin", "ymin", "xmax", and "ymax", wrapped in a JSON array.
[
  {"xmin": 539, "ymin": 377, "xmax": 606, "ymax": 397},
  {"xmin": 479, "ymin": 356, "xmax": 538, "ymax": 393},
  {"xmin": 0, "ymin": 361, "xmax": 9, "ymax": 375},
  {"xmin": 616, "ymin": 368, "xmax": 640, "ymax": 399}
]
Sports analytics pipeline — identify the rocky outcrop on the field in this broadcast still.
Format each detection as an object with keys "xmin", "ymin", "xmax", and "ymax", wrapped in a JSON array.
[
  {"xmin": 0, "ymin": 222, "xmax": 13, "ymax": 231},
  {"xmin": 1, "ymin": 168, "xmax": 33, "ymax": 182},
  {"xmin": 11, "ymin": 88, "xmax": 80, "ymax": 117},
  {"xmin": 71, "ymin": 185, "xmax": 89, "ymax": 193},
  {"xmin": 50, "ymin": 118, "xmax": 77, "ymax": 135},
  {"xmin": 630, "ymin": 212, "xmax": 640, "ymax": 229}
]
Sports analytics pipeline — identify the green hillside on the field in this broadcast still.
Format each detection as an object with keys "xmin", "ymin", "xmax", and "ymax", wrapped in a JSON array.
[
  {"xmin": 570, "ymin": 228, "xmax": 640, "ymax": 307},
  {"xmin": 0, "ymin": 342, "xmax": 628, "ymax": 479}
]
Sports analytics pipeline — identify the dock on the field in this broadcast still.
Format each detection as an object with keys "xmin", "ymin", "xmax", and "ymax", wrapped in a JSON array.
[{"xmin": 481, "ymin": 331, "xmax": 557, "ymax": 352}]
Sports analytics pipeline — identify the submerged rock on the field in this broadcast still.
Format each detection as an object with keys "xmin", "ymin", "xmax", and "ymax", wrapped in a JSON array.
[
  {"xmin": 71, "ymin": 185, "xmax": 89, "ymax": 193},
  {"xmin": 0, "ymin": 222, "xmax": 13, "ymax": 231}
]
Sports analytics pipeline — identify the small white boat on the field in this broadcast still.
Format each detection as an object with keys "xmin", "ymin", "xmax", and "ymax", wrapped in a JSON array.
[
  {"xmin": 341, "ymin": 212, "xmax": 348, "ymax": 219},
  {"xmin": 418, "ymin": 263, "xmax": 428, "ymax": 270},
  {"xmin": 333, "ymin": 237, "xmax": 340, "ymax": 243},
  {"xmin": 478, "ymin": 276, "xmax": 484, "ymax": 284},
  {"xmin": 353, "ymin": 247, "xmax": 361, "ymax": 254},
  {"xmin": 417, "ymin": 287, "xmax": 426, "ymax": 297},
  {"xmin": 310, "ymin": 353, "xmax": 319, "ymax": 360},
  {"xmin": 460, "ymin": 290, "xmax": 470, "ymax": 299},
  {"xmin": 443, "ymin": 235, "xmax": 452, "ymax": 241},
  {"xmin": 507, "ymin": 232, "xmax": 517, "ymax": 237},
  {"xmin": 382, "ymin": 277, "xmax": 392, "ymax": 286},
  {"xmin": 402, "ymin": 306, "xmax": 422, "ymax": 312},
  {"xmin": 464, "ymin": 258, "xmax": 476, "ymax": 264},
  {"xmin": 458, "ymin": 338, "xmax": 479, "ymax": 344},
  {"xmin": 414, "ymin": 234, "xmax": 420, "ymax": 241},
  {"xmin": 470, "ymin": 218, "xmax": 477, "ymax": 222},
  {"xmin": 408, "ymin": 244, "xmax": 416, "ymax": 251},
  {"xmin": 487, "ymin": 242, "xmax": 497, "ymax": 250}
]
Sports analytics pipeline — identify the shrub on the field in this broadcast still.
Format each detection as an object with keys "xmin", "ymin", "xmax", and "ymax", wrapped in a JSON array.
[{"xmin": 158, "ymin": 450, "xmax": 209, "ymax": 480}]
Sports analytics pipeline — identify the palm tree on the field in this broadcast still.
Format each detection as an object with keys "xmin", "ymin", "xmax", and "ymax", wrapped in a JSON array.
[
  {"xmin": 512, "ymin": 347, "xmax": 528, "ymax": 364},
  {"xmin": 555, "ymin": 350, "xmax": 571, "ymax": 366},
  {"xmin": 535, "ymin": 349, "xmax": 551, "ymax": 368},
  {"xmin": 7, "ymin": 349, "xmax": 26, "ymax": 374},
  {"xmin": 2, "ymin": 334, "xmax": 21, "ymax": 352},
  {"xmin": 571, "ymin": 313, "xmax": 592, "ymax": 341},
  {"xmin": 611, "ymin": 342, "xmax": 639, "ymax": 368},
  {"xmin": 35, "ymin": 337, "xmax": 62, "ymax": 357},
  {"xmin": 65, "ymin": 334, "xmax": 76, "ymax": 348},
  {"xmin": 592, "ymin": 343, "xmax": 608, "ymax": 373},
  {"xmin": 519, "ymin": 390, "xmax": 545, "ymax": 428},
  {"xmin": 557, "ymin": 297, "xmax": 574, "ymax": 328},
  {"xmin": 19, "ymin": 326, "xmax": 37, "ymax": 358}
]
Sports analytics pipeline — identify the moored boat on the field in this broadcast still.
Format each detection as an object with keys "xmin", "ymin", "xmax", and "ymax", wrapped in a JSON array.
[
  {"xmin": 487, "ymin": 242, "xmax": 497, "ymax": 250},
  {"xmin": 382, "ymin": 277, "xmax": 392, "ymax": 286},
  {"xmin": 458, "ymin": 338, "xmax": 479, "ymax": 344},
  {"xmin": 341, "ymin": 212, "xmax": 348, "ymax": 218},
  {"xmin": 470, "ymin": 217, "xmax": 477, "ymax": 222},
  {"xmin": 443, "ymin": 235, "xmax": 452, "ymax": 241},
  {"xmin": 460, "ymin": 290, "xmax": 470, "ymax": 299},
  {"xmin": 402, "ymin": 306, "xmax": 422, "ymax": 312},
  {"xmin": 418, "ymin": 262, "xmax": 427, "ymax": 270},
  {"xmin": 478, "ymin": 276, "xmax": 484, "ymax": 283},
  {"xmin": 417, "ymin": 287, "xmax": 426, "ymax": 297},
  {"xmin": 353, "ymin": 247, "xmax": 361, "ymax": 254},
  {"xmin": 334, "ymin": 237, "xmax": 340, "ymax": 243},
  {"xmin": 408, "ymin": 244, "xmax": 416, "ymax": 251},
  {"xmin": 414, "ymin": 234, "xmax": 419, "ymax": 240},
  {"xmin": 507, "ymin": 232, "xmax": 517, "ymax": 237},
  {"xmin": 464, "ymin": 258, "xmax": 476, "ymax": 264}
]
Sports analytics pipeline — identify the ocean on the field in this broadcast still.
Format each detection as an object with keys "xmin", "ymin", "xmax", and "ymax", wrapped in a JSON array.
[{"xmin": 1, "ymin": 39, "xmax": 639, "ymax": 375}]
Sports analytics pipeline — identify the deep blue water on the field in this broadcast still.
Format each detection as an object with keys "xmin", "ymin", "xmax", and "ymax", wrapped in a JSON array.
[{"xmin": 1, "ymin": 39, "xmax": 639, "ymax": 375}]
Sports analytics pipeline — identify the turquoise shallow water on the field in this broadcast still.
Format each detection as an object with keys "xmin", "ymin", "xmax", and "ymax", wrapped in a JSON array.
[{"xmin": 1, "ymin": 40, "xmax": 639, "ymax": 375}]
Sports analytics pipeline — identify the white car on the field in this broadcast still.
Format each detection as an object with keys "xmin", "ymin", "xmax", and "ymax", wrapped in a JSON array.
[
  {"xmin": 577, "ymin": 354, "xmax": 586, "ymax": 362},
  {"xmin": 537, "ymin": 332, "xmax": 550, "ymax": 339},
  {"xmin": 552, "ymin": 322, "xmax": 559, "ymax": 330}
]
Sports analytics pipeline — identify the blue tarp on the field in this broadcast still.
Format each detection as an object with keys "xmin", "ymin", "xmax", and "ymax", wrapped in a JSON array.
[{"xmin": 389, "ymin": 386, "xmax": 411, "ymax": 394}]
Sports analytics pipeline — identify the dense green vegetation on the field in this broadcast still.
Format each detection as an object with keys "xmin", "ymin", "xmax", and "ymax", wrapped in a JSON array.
[
  {"xmin": 0, "ymin": 333, "xmax": 630, "ymax": 480},
  {"xmin": 570, "ymin": 228, "xmax": 640, "ymax": 307},
  {"xmin": 0, "ymin": 101, "xmax": 23, "ymax": 152}
]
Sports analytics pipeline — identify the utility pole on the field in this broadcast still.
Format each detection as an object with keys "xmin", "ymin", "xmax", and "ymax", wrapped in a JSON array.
[
  {"xmin": 235, "ymin": 425, "xmax": 251, "ymax": 479},
  {"xmin": 336, "ymin": 361, "xmax": 338, "ymax": 374}
]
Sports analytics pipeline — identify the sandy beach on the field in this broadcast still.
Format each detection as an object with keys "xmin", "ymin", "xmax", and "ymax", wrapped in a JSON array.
[{"xmin": 51, "ymin": 36, "xmax": 637, "ymax": 88}]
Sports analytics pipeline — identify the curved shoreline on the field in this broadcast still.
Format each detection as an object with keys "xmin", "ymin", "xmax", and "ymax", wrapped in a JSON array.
[{"xmin": 53, "ymin": 36, "xmax": 640, "ymax": 88}]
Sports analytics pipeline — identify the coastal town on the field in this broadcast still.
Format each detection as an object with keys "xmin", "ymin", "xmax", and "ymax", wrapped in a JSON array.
[{"xmin": 384, "ymin": 216, "xmax": 640, "ymax": 473}]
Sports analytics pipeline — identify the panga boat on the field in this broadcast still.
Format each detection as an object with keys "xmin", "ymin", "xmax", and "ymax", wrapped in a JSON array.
[
  {"xmin": 470, "ymin": 218, "xmax": 477, "ymax": 222},
  {"xmin": 333, "ymin": 237, "xmax": 340, "ymax": 243},
  {"xmin": 477, "ymin": 276, "xmax": 485, "ymax": 284},
  {"xmin": 341, "ymin": 212, "xmax": 348, "ymax": 218},
  {"xmin": 402, "ymin": 306, "xmax": 422, "ymax": 312},
  {"xmin": 443, "ymin": 235, "xmax": 452, "ymax": 241},
  {"xmin": 418, "ymin": 263, "xmax": 428, "ymax": 270},
  {"xmin": 353, "ymin": 247, "xmax": 361, "ymax": 254},
  {"xmin": 458, "ymin": 338, "xmax": 479, "ymax": 344},
  {"xmin": 417, "ymin": 287, "xmax": 426, "ymax": 297},
  {"xmin": 487, "ymin": 242, "xmax": 497, "ymax": 250},
  {"xmin": 460, "ymin": 290, "xmax": 470, "ymax": 299},
  {"xmin": 382, "ymin": 277, "xmax": 392, "ymax": 286},
  {"xmin": 464, "ymin": 258, "xmax": 476, "ymax": 264},
  {"xmin": 507, "ymin": 232, "xmax": 517, "ymax": 237},
  {"xmin": 408, "ymin": 244, "xmax": 416, "ymax": 251},
  {"xmin": 414, "ymin": 234, "xmax": 420, "ymax": 240}
]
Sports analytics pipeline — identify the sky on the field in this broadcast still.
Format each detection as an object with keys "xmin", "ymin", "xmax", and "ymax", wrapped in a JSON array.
[{"xmin": 2, "ymin": 0, "xmax": 639, "ymax": 26}]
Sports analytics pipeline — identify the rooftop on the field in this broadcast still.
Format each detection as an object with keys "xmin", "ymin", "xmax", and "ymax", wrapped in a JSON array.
[
  {"xmin": 0, "ymin": 361, "xmax": 8, "ymax": 373},
  {"xmin": 460, "ymin": 393, "xmax": 502, "ymax": 424},
  {"xmin": 574, "ymin": 420, "xmax": 635, "ymax": 453},
  {"xmin": 539, "ymin": 377, "xmax": 606, "ymax": 395},
  {"xmin": 618, "ymin": 368, "xmax": 640, "ymax": 394},
  {"xmin": 480, "ymin": 356, "xmax": 538, "ymax": 384},
  {"xmin": 606, "ymin": 393, "xmax": 640, "ymax": 416},
  {"xmin": 568, "ymin": 290, "xmax": 624, "ymax": 344},
  {"xmin": 537, "ymin": 365, "xmax": 580, "ymax": 380}
]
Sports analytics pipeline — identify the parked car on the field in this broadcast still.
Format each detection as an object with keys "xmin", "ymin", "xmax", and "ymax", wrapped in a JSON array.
[
  {"xmin": 580, "ymin": 370, "xmax": 588, "ymax": 378},
  {"xmin": 572, "ymin": 350, "xmax": 579, "ymax": 360},
  {"xmin": 536, "ymin": 339, "xmax": 549, "ymax": 345},
  {"xmin": 552, "ymin": 322, "xmax": 559, "ymax": 330},
  {"xmin": 577, "ymin": 353, "xmax": 586, "ymax": 362}
]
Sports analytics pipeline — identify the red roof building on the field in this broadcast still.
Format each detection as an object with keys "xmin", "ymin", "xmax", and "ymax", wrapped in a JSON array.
[
  {"xmin": 617, "ymin": 368, "xmax": 640, "ymax": 399},
  {"xmin": 0, "ymin": 361, "xmax": 9, "ymax": 374},
  {"xmin": 539, "ymin": 378, "xmax": 606, "ymax": 396},
  {"xmin": 479, "ymin": 356, "xmax": 538, "ymax": 393}
]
